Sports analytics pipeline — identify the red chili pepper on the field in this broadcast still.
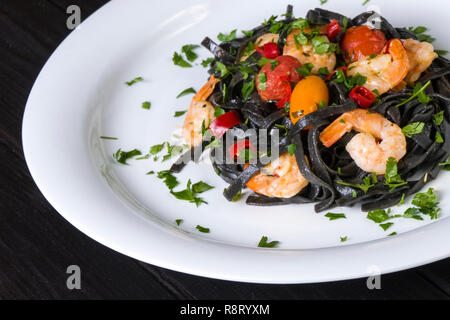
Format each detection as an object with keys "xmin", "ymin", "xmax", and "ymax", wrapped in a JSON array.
[
  {"xmin": 276, "ymin": 76, "xmax": 292, "ymax": 108},
  {"xmin": 324, "ymin": 66, "xmax": 348, "ymax": 81},
  {"xmin": 349, "ymin": 86, "xmax": 375, "ymax": 108},
  {"xmin": 228, "ymin": 139, "xmax": 256, "ymax": 159},
  {"xmin": 209, "ymin": 110, "xmax": 241, "ymax": 138},
  {"xmin": 255, "ymin": 42, "xmax": 280, "ymax": 59},
  {"xmin": 326, "ymin": 19, "xmax": 342, "ymax": 41}
]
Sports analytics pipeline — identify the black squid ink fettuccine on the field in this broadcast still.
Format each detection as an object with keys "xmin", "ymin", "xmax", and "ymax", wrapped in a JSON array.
[{"xmin": 171, "ymin": 5, "xmax": 450, "ymax": 213}]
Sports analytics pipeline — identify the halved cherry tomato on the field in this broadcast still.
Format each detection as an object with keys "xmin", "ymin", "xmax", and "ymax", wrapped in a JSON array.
[
  {"xmin": 341, "ymin": 26, "xmax": 386, "ymax": 63},
  {"xmin": 326, "ymin": 19, "xmax": 342, "ymax": 41},
  {"xmin": 256, "ymin": 55, "xmax": 302, "ymax": 102},
  {"xmin": 290, "ymin": 76, "xmax": 329, "ymax": 124}
]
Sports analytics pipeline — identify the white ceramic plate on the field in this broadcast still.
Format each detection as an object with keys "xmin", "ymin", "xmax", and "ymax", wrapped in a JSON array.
[{"xmin": 23, "ymin": 0, "xmax": 450, "ymax": 283}]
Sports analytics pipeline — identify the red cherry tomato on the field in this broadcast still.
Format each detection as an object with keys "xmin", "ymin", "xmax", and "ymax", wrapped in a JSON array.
[
  {"xmin": 341, "ymin": 26, "xmax": 386, "ymax": 62},
  {"xmin": 209, "ymin": 111, "xmax": 241, "ymax": 138},
  {"xmin": 256, "ymin": 55, "xmax": 302, "ymax": 102},
  {"xmin": 228, "ymin": 139, "xmax": 256, "ymax": 159},
  {"xmin": 326, "ymin": 19, "xmax": 342, "ymax": 41},
  {"xmin": 255, "ymin": 42, "xmax": 280, "ymax": 59}
]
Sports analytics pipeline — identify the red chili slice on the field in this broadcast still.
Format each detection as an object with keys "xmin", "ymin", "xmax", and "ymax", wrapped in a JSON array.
[
  {"xmin": 228, "ymin": 139, "xmax": 256, "ymax": 159},
  {"xmin": 324, "ymin": 66, "xmax": 348, "ymax": 81},
  {"xmin": 255, "ymin": 42, "xmax": 280, "ymax": 59},
  {"xmin": 349, "ymin": 86, "xmax": 375, "ymax": 108},
  {"xmin": 209, "ymin": 110, "xmax": 241, "ymax": 138},
  {"xmin": 326, "ymin": 19, "xmax": 342, "ymax": 41}
]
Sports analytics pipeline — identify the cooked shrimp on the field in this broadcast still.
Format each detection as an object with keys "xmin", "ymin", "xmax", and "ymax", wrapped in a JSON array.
[
  {"xmin": 283, "ymin": 29, "xmax": 336, "ymax": 74},
  {"xmin": 182, "ymin": 76, "xmax": 219, "ymax": 147},
  {"xmin": 246, "ymin": 153, "xmax": 309, "ymax": 198},
  {"xmin": 240, "ymin": 33, "xmax": 279, "ymax": 61},
  {"xmin": 403, "ymin": 38, "xmax": 438, "ymax": 83},
  {"xmin": 319, "ymin": 108, "xmax": 406, "ymax": 174},
  {"xmin": 346, "ymin": 39, "xmax": 409, "ymax": 95}
]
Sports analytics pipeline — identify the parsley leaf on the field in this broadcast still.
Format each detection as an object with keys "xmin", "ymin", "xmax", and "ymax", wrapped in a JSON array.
[
  {"xmin": 196, "ymin": 225, "xmax": 210, "ymax": 233},
  {"xmin": 100, "ymin": 136, "xmax": 118, "ymax": 140},
  {"xmin": 337, "ymin": 175, "xmax": 375, "ymax": 193},
  {"xmin": 142, "ymin": 101, "xmax": 151, "ymax": 110},
  {"xmin": 325, "ymin": 213, "xmax": 346, "ymax": 220},
  {"xmin": 174, "ymin": 110, "xmax": 187, "ymax": 117},
  {"xmin": 340, "ymin": 236, "xmax": 348, "ymax": 242},
  {"xmin": 191, "ymin": 181, "xmax": 214, "ymax": 193},
  {"xmin": 258, "ymin": 72, "xmax": 267, "ymax": 91},
  {"xmin": 242, "ymin": 78, "xmax": 255, "ymax": 100},
  {"xmin": 242, "ymin": 29, "xmax": 254, "ymax": 37},
  {"xmin": 215, "ymin": 62, "xmax": 230, "ymax": 78},
  {"xmin": 217, "ymin": 29, "xmax": 237, "ymax": 42},
  {"xmin": 201, "ymin": 57, "xmax": 214, "ymax": 68},
  {"xmin": 175, "ymin": 219, "xmax": 183, "ymax": 226},
  {"xmin": 181, "ymin": 44, "xmax": 200, "ymax": 62},
  {"xmin": 296, "ymin": 63, "xmax": 314, "ymax": 76},
  {"xmin": 150, "ymin": 143, "xmax": 166, "ymax": 155},
  {"xmin": 176, "ymin": 87, "xmax": 196, "ymax": 98},
  {"xmin": 157, "ymin": 170, "xmax": 179, "ymax": 190},
  {"xmin": 436, "ymin": 131, "xmax": 444, "ymax": 143},
  {"xmin": 433, "ymin": 111, "xmax": 444, "ymax": 126},
  {"xmin": 125, "ymin": 77, "xmax": 143, "ymax": 86},
  {"xmin": 367, "ymin": 209, "xmax": 391, "ymax": 223},
  {"xmin": 287, "ymin": 144, "xmax": 297, "ymax": 155},
  {"xmin": 172, "ymin": 52, "xmax": 192, "ymax": 68},
  {"xmin": 258, "ymin": 236, "xmax": 280, "ymax": 248},
  {"xmin": 379, "ymin": 222, "xmax": 393, "ymax": 231},
  {"xmin": 395, "ymin": 80, "xmax": 431, "ymax": 107},
  {"xmin": 411, "ymin": 188, "xmax": 440, "ymax": 219},
  {"xmin": 384, "ymin": 157, "xmax": 407, "ymax": 191},
  {"xmin": 402, "ymin": 122, "xmax": 425, "ymax": 138},
  {"xmin": 113, "ymin": 149, "xmax": 142, "ymax": 165},
  {"xmin": 214, "ymin": 106, "xmax": 225, "ymax": 117},
  {"xmin": 162, "ymin": 142, "xmax": 183, "ymax": 161}
]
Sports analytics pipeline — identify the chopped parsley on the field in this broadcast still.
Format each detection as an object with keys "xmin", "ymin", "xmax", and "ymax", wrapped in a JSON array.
[
  {"xmin": 162, "ymin": 143, "xmax": 183, "ymax": 161},
  {"xmin": 325, "ymin": 213, "xmax": 346, "ymax": 220},
  {"xmin": 332, "ymin": 69, "xmax": 367, "ymax": 90},
  {"xmin": 367, "ymin": 209, "xmax": 391, "ymax": 223},
  {"xmin": 401, "ymin": 122, "xmax": 424, "ymax": 138},
  {"xmin": 433, "ymin": 110, "xmax": 444, "ymax": 126},
  {"xmin": 435, "ymin": 49, "xmax": 448, "ymax": 56},
  {"xmin": 439, "ymin": 158, "xmax": 450, "ymax": 171},
  {"xmin": 311, "ymin": 35, "xmax": 337, "ymax": 55},
  {"xmin": 125, "ymin": 77, "xmax": 143, "ymax": 86},
  {"xmin": 196, "ymin": 225, "xmax": 210, "ymax": 233},
  {"xmin": 258, "ymin": 72, "xmax": 267, "ymax": 91},
  {"xmin": 287, "ymin": 143, "xmax": 297, "ymax": 155},
  {"xmin": 296, "ymin": 63, "xmax": 314, "ymax": 76},
  {"xmin": 215, "ymin": 62, "xmax": 230, "ymax": 78},
  {"xmin": 318, "ymin": 67, "xmax": 329, "ymax": 75},
  {"xmin": 146, "ymin": 170, "xmax": 155, "ymax": 175},
  {"xmin": 242, "ymin": 78, "xmax": 255, "ymax": 100},
  {"xmin": 157, "ymin": 170, "xmax": 179, "ymax": 190},
  {"xmin": 100, "ymin": 136, "xmax": 118, "ymax": 140},
  {"xmin": 175, "ymin": 219, "xmax": 183, "ymax": 226},
  {"xmin": 174, "ymin": 110, "xmax": 187, "ymax": 117},
  {"xmin": 172, "ymin": 52, "xmax": 192, "ymax": 68},
  {"xmin": 340, "ymin": 236, "xmax": 348, "ymax": 242},
  {"xmin": 170, "ymin": 179, "xmax": 213, "ymax": 207},
  {"xmin": 142, "ymin": 101, "xmax": 151, "ymax": 110},
  {"xmin": 408, "ymin": 26, "xmax": 435, "ymax": 43},
  {"xmin": 388, "ymin": 232, "xmax": 397, "ymax": 236},
  {"xmin": 113, "ymin": 149, "xmax": 142, "ymax": 165},
  {"xmin": 181, "ymin": 44, "xmax": 200, "ymax": 62},
  {"xmin": 395, "ymin": 80, "xmax": 431, "ymax": 107},
  {"xmin": 436, "ymin": 131, "xmax": 444, "ymax": 143},
  {"xmin": 379, "ymin": 222, "xmax": 393, "ymax": 231},
  {"xmin": 150, "ymin": 142, "xmax": 166, "ymax": 155},
  {"xmin": 242, "ymin": 29, "xmax": 254, "ymax": 37},
  {"xmin": 214, "ymin": 106, "xmax": 226, "ymax": 117},
  {"xmin": 176, "ymin": 87, "xmax": 196, "ymax": 98},
  {"xmin": 217, "ymin": 29, "xmax": 237, "ymax": 42},
  {"xmin": 337, "ymin": 174, "xmax": 376, "ymax": 193},
  {"xmin": 403, "ymin": 207, "xmax": 423, "ymax": 220},
  {"xmin": 258, "ymin": 236, "xmax": 280, "ymax": 248},
  {"xmin": 384, "ymin": 157, "xmax": 407, "ymax": 191},
  {"xmin": 201, "ymin": 57, "xmax": 214, "ymax": 68},
  {"xmin": 411, "ymin": 188, "xmax": 440, "ymax": 219}
]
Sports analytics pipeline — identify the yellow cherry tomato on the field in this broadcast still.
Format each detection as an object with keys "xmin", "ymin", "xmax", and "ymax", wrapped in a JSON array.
[{"xmin": 289, "ymin": 75, "xmax": 329, "ymax": 124}]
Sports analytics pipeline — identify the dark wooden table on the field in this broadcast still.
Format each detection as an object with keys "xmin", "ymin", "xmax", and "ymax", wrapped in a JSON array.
[{"xmin": 0, "ymin": 0, "xmax": 449, "ymax": 300}]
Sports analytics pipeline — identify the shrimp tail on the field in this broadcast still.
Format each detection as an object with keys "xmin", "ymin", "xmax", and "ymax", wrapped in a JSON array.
[
  {"xmin": 319, "ymin": 115, "xmax": 352, "ymax": 147},
  {"xmin": 192, "ymin": 75, "xmax": 219, "ymax": 104}
]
